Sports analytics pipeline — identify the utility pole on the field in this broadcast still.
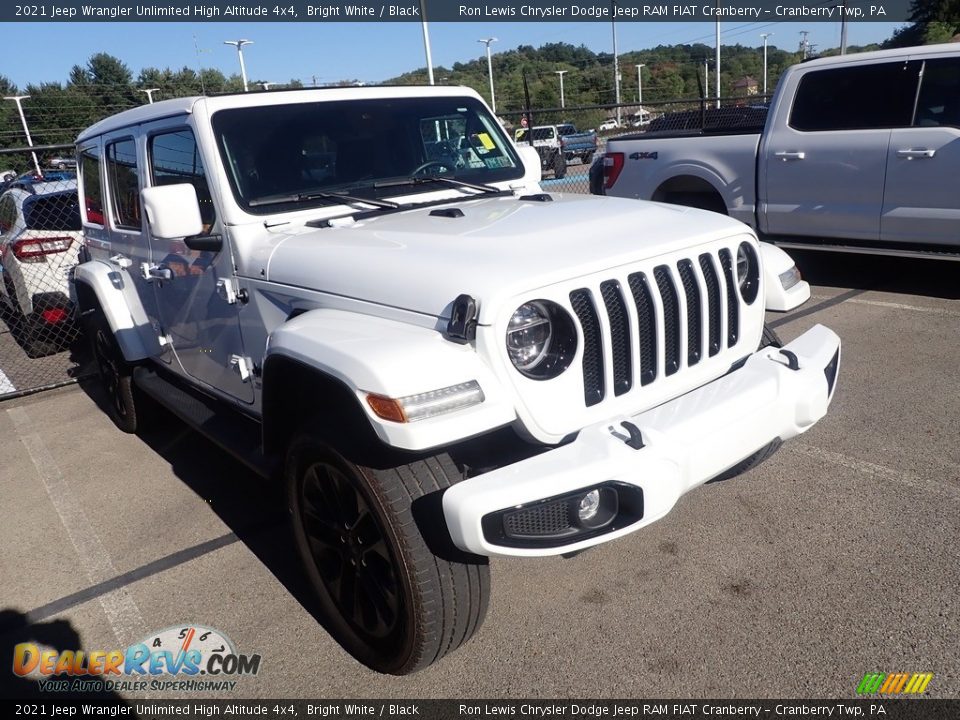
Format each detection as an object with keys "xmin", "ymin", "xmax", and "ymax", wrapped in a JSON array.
[
  {"xmin": 554, "ymin": 70, "xmax": 568, "ymax": 109},
  {"xmin": 799, "ymin": 31, "xmax": 812, "ymax": 60},
  {"xmin": 4, "ymin": 95, "xmax": 41, "ymax": 177},
  {"xmin": 635, "ymin": 64, "xmax": 645, "ymax": 106},
  {"xmin": 704, "ymin": 58, "xmax": 709, "ymax": 98},
  {"xmin": 138, "ymin": 88, "xmax": 159, "ymax": 104},
  {"xmin": 420, "ymin": 0, "xmax": 434, "ymax": 85},
  {"xmin": 760, "ymin": 33, "xmax": 773, "ymax": 95},
  {"xmin": 478, "ymin": 37, "xmax": 498, "ymax": 112},
  {"xmin": 612, "ymin": 0, "xmax": 621, "ymax": 126},
  {"xmin": 840, "ymin": 13, "xmax": 848, "ymax": 54},
  {"xmin": 224, "ymin": 39, "xmax": 253, "ymax": 92},
  {"xmin": 715, "ymin": 1, "xmax": 721, "ymax": 108}
]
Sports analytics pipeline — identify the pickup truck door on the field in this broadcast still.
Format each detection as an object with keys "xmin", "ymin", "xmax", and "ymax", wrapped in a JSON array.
[
  {"xmin": 881, "ymin": 56, "xmax": 960, "ymax": 246},
  {"xmin": 761, "ymin": 60, "xmax": 920, "ymax": 241},
  {"xmin": 143, "ymin": 124, "xmax": 254, "ymax": 404}
]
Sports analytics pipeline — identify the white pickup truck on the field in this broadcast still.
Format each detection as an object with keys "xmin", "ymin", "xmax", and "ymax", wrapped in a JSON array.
[
  {"xmin": 598, "ymin": 44, "xmax": 960, "ymax": 257},
  {"xmin": 71, "ymin": 85, "xmax": 839, "ymax": 675}
]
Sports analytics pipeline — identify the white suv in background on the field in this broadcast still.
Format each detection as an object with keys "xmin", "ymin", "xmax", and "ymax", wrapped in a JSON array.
[{"xmin": 0, "ymin": 179, "xmax": 83, "ymax": 356}]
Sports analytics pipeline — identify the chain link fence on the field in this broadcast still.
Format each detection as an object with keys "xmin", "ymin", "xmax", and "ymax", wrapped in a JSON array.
[
  {"xmin": 501, "ymin": 94, "xmax": 770, "ymax": 196},
  {"xmin": 0, "ymin": 145, "xmax": 94, "ymax": 400}
]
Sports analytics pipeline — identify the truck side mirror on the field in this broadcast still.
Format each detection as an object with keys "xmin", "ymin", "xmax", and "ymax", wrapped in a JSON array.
[{"xmin": 141, "ymin": 184, "xmax": 205, "ymax": 240}]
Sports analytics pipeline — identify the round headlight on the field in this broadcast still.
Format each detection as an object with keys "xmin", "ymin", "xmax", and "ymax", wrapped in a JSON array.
[
  {"xmin": 506, "ymin": 300, "xmax": 577, "ymax": 379},
  {"xmin": 735, "ymin": 241, "xmax": 760, "ymax": 305}
]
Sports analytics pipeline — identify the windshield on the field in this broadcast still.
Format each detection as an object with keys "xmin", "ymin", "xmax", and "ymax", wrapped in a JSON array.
[{"xmin": 212, "ymin": 96, "xmax": 523, "ymax": 214}]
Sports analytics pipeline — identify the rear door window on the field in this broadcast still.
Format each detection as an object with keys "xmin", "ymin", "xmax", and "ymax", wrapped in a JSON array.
[
  {"xmin": 105, "ymin": 138, "xmax": 141, "ymax": 230},
  {"xmin": 790, "ymin": 61, "xmax": 920, "ymax": 131}
]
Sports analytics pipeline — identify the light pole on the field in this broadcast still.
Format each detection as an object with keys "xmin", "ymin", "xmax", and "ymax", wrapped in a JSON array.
[
  {"xmin": 554, "ymin": 70, "xmax": 568, "ymax": 109},
  {"xmin": 611, "ymin": 1, "xmax": 621, "ymax": 126},
  {"xmin": 224, "ymin": 39, "xmax": 253, "ymax": 92},
  {"xmin": 635, "ymin": 63, "xmax": 645, "ymax": 106},
  {"xmin": 138, "ymin": 88, "xmax": 159, "ymax": 104},
  {"xmin": 715, "ymin": 3, "xmax": 721, "ymax": 108},
  {"xmin": 760, "ymin": 33, "xmax": 773, "ymax": 95},
  {"xmin": 478, "ymin": 37, "xmax": 498, "ymax": 112},
  {"xmin": 4, "ymin": 95, "xmax": 41, "ymax": 177},
  {"xmin": 420, "ymin": 0, "xmax": 434, "ymax": 85}
]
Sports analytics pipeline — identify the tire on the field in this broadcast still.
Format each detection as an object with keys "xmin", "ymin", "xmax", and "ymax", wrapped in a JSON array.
[
  {"xmin": 85, "ymin": 303, "xmax": 139, "ymax": 433},
  {"xmin": 553, "ymin": 151, "xmax": 566, "ymax": 179},
  {"xmin": 287, "ymin": 438, "xmax": 490, "ymax": 675}
]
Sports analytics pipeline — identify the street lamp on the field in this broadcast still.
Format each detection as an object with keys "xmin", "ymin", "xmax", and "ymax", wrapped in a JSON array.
[
  {"xmin": 420, "ymin": 0, "xmax": 434, "ymax": 85},
  {"xmin": 223, "ymin": 39, "xmax": 253, "ymax": 92},
  {"xmin": 3, "ymin": 95, "xmax": 41, "ymax": 177},
  {"xmin": 478, "ymin": 37, "xmax": 498, "ymax": 113},
  {"xmin": 760, "ymin": 33, "xmax": 773, "ymax": 95},
  {"xmin": 611, "ymin": 1, "xmax": 621, "ymax": 126},
  {"xmin": 554, "ymin": 70, "xmax": 568, "ymax": 109},
  {"xmin": 635, "ymin": 64, "xmax": 645, "ymax": 106},
  {"xmin": 138, "ymin": 88, "xmax": 159, "ymax": 104}
]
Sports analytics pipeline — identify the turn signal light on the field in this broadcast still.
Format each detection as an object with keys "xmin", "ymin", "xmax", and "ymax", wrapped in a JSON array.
[{"xmin": 603, "ymin": 153, "xmax": 624, "ymax": 190}]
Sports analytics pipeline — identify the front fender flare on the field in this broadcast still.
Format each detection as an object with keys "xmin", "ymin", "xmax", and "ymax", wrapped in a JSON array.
[{"xmin": 265, "ymin": 308, "xmax": 516, "ymax": 451}]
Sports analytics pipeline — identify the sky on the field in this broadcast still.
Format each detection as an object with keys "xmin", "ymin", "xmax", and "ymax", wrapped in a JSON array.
[{"xmin": 3, "ymin": 20, "xmax": 904, "ymax": 90}]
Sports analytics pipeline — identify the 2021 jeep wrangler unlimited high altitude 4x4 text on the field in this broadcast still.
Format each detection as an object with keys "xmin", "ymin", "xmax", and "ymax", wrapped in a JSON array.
[{"xmin": 71, "ymin": 86, "xmax": 841, "ymax": 675}]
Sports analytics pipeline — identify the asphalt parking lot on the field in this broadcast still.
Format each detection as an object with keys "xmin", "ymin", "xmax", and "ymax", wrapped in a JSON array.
[{"xmin": 1, "ymin": 250, "xmax": 958, "ymax": 700}]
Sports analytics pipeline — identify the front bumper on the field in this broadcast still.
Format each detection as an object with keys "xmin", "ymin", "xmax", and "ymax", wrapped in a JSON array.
[{"xmin": 443, "ymin": 323, "xmax": 841, "ymax": 557}]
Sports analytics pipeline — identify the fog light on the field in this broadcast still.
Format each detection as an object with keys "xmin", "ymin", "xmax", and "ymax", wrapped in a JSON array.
[{"xmin": 578, "ymin": 490, "xmax": 601, "ymax": 522}]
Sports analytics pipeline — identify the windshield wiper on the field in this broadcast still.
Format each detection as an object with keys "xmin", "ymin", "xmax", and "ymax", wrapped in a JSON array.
[
  {"xmin": 373, "ymin": 175, "xmax": 504, "ymax": 194},
  {"xmin": 249, "ymin": 189, "xmax": 399, "ymax": 209}
]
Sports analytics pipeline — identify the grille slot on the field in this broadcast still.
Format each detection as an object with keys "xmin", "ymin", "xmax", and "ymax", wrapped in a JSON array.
[
  {"xmin": 627, "ymin": 272, "xmax": 657, "ymax": 386},
  {"xmin": 503, "ymin": 500, "xmax": 573, "ymax": 538},
  {"xmin": 653, "ymin": 265, "xmax": 681, "ymax": 376},
  {"xmin": 718, "ymin": 249, "xmax": 740, "ymax": 347},
  {"xmin": 570, "ymin": 289, "xmax": 605, "ymax": 406},
  {"xmin": 677, "ymin": 259, "xmax": 702, "ymax": 366},
  {"xmin": 699, "ymin": 253, "xmax": 723, "ymax": 357},
  {"xmin": 600, "ymin": 280, "xmax": 632, "ymax": 396}
]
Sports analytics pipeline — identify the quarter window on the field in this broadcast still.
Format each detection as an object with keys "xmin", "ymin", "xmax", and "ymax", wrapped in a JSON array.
[
  {"xmin": 790, "ymin": 61, "xmax": 920, "ymax": 132},
  {"xmin": 105, "ymin": 139, "xmax": 141, "ymax": 230},
  {"xmin": 80, "ymin": 145, "xmax": 104, "ymax": 225}
]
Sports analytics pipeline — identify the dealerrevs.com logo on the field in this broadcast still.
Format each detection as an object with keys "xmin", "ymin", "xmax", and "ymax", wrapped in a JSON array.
[{"xmin": 13, "ymin": 624, "xmax": 261, "ymax": 693}]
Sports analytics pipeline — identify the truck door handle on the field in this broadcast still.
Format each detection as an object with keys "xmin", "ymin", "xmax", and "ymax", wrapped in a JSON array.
[
  {"xmin": 140, "ymin": 262, "xmax": 173, "ymax": 282},
  {"xmin": 896, "ymin": 148, "xmax": 936, "ymax": 159},
  {"xmin": 774, "ymin": 151, "xmax": 805, "ymax": 161}
]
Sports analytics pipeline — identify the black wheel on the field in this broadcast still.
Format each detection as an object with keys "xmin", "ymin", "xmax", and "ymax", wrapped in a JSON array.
[
  {"xmin": 287, "ymin": 438, "xmax": 489, "ymax": 675},
  {"xmin": 552, "ymin": 152, "xmax": 566, "ymax": 179},
  {"xmin": 85, "ymin": 304, "xmax": 139, "ymax": 433}
]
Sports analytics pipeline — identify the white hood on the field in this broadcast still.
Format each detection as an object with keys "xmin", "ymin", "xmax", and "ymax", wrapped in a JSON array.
[{"xmin": 264, "ymin": 193, "xmax": 748, "ymax": 323}]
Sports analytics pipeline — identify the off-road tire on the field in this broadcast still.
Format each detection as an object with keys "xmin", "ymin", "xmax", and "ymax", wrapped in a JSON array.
[
  {"xmin": 553, "ymin": 151, "xmax": 567, "ymax": 179},
  {"xmin": 85, "ymin": 303, "xmax": 139, "ymax": 433},
  {"xmin": 287, "ymin": 437, "xmax": 490, "ymax": 675}
]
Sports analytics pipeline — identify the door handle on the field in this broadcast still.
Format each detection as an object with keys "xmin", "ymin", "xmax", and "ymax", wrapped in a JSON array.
[
  {"xmin": 896, "ymin": 148, "xmax": 936, "ymax": 159},
  {"xmin": 774, "ymin": 151, "xmax": 805, "ymax": 161},
  {"xmin": 140, "ymin": 262, "xmax": 173, "ymax": 282}
]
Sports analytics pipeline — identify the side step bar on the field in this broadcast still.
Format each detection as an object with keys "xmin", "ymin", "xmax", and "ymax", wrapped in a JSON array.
[
  {"xmin": 133, "ymin": 366, "xmax": 277, "ymax": 479},
  {"xmin": 771, "ymin": 239, "xmax": 960, "ymax": 262}
]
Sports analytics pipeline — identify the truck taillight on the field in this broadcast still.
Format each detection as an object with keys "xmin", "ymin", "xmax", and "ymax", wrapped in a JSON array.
[
  {"xmin": 11, "ymin": 236, "xmax": 73, "ymax": 262},
  {"xmin": 603, "ymin": 153, "xmax": 624, "ymax": 190}
]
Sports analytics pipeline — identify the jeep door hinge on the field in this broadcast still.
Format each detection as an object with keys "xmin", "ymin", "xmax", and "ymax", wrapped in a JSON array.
[
  {"xmin": 216, "ymin": 278, "xmax": 249, "ymax": 305},
  {"xmin": 229, "ymin": 355, "xmax": 254, "ymax": 382}
]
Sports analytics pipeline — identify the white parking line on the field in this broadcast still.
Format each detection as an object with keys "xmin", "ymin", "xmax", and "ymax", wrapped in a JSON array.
[
  {"xmin": 7, "ymin": 405, "xmax": 145, "ymax": 646},
  {"xmin": 789, "ymin": 442, "xmax": 960, "ymax": 499},
  {"xmin": 810, "ymin": 295, "xmax": 960, "ymax": 318},
  {"xmin": 0, "ymin": 367, "xmax": 15, "ymax": 395}
]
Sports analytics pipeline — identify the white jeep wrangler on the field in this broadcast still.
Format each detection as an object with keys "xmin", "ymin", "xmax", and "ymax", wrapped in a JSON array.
[{"xmin": 71, "ymin": 86, "xmax": 841, "ymax": 675}]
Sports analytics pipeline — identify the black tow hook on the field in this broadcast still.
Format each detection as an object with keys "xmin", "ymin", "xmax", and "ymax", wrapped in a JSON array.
[
  {"xmin": 778, "ymin": 349, "xmax": 800, "ymax": 371},
  {"xmin": 621, "ymin": 421, "xmax": 645, "ymax": 450}
]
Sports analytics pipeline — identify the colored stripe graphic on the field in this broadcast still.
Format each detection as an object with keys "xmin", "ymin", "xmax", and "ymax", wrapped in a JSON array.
[{"xmin": 857, "ymin": 672, "xmax": 933, "ymax": 694}]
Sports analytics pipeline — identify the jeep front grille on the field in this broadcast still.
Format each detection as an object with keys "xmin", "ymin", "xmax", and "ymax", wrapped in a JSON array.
[{"xmin": 569, "ymin": 250, "xmax": 742, "ymax": 408}]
